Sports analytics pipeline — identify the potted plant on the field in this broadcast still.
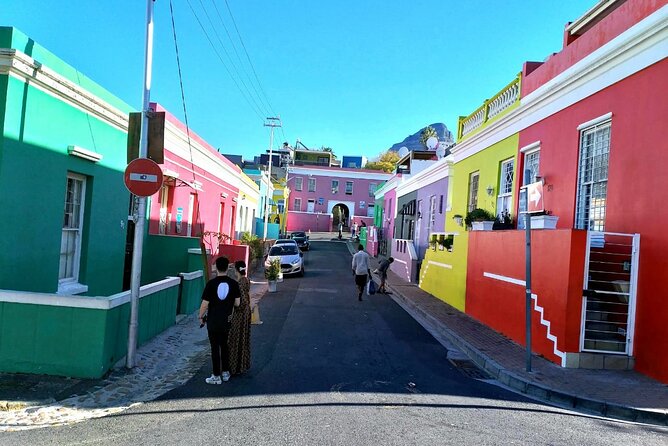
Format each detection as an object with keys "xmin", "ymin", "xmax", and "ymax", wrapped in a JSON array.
[
  {"xmin": 265, "ymin": 258, "xmax": 281, "ymax": 292},
  {"xmin": 493, "ymin": 210, "xmax": 514, "ymax": 230},
  {"xmin": 530, "ymin": 211, "xmax": 559, "ymax": 229},
  {"xmin": 452, "ymin": 214, "xmax": 464, "ymax": 227},
  {"xmin": 465, "ymin": 208, "xmax": 496, "ymax": 231}
]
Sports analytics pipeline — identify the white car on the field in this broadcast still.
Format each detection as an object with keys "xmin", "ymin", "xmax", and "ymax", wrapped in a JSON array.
[
  {"xmin": 265, "ymin": 244, "xmax": 304, "ymax": 277},
  {"xmin": 274, "ymin": 238, "xmax": 298, "ymax": 247}
]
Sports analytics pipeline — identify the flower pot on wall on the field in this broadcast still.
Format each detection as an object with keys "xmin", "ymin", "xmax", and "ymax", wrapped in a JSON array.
[
  {"xmin": 471, "ymin": 221, "xmax": 495, "ymax": 231},
  {"xmin": 531, "ymin": 215, "xmax": 559, "ymax": 229}
]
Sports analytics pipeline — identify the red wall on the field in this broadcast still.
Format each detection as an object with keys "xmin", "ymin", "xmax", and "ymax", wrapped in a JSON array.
[
  {"xmin": 522, "ymin": 0, "xmax": 664, "ymax": 96},
  {"xmin": 467, "ymin": 230, "xmax": 587, "ymax": 364},
  {"xmin": 518, "ymin": 59, "xmax": 668, "ymax": 381}
]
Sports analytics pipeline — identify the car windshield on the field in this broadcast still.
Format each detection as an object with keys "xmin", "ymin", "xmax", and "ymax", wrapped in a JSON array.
[
  {"xmin": 275, "ymin": 239, "xmax": 296, "ymax": 244},
  {"xmin": 269, "ymin": 246, "xmax": 299, "ymax": 256},
  {"xmin": 292, "ymin": 232, "xmax": 306, "ymax": 238}
]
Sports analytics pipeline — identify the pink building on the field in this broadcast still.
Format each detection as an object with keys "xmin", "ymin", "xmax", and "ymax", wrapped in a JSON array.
[
  {"xmin": 286, "ymin": 165, "xmax": 392, "ymax": 232},
  {"xmin": 147, "ymin": 103, "xmax": 240, "ymax": 250}
]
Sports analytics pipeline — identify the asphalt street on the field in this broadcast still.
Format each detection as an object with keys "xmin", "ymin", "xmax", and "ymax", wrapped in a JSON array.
[{"xmin": 4, "ymin": 240, "xmax": 666, "ymax": 445}]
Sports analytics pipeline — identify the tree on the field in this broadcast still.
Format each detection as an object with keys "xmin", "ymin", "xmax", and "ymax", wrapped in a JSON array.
[
  {"xmin": 365, "ymin": 150, "xmax": 400, "ymax": 173},
  {"xmin": 321, "ymin": 147, "xmax": 337, "ymax": 158},
  {"xmin": 419, "ymin": 126, "xmax": 438, "ymax": 149}
]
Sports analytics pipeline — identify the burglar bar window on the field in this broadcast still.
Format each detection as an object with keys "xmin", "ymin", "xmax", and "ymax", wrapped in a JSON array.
[
  {"xmin": 575, "ymin": 122, "xmax": 611, "ymax": 231},
  {"xmin": 496, "ymin": 159, "xmax": 514, "ymax": 217},
  {"xmin": 308, "ymin": 178, "xmax": 316, "ymax": 192},
  {"xmin": 295, "ymin": 177, "xmax": 303, "ymax": 191},
  {"xmin": 346, "ymin": 181, "xmax": 353, "ymax": 195},
  {"xmin": 294, "ymin": 198, "xmax": 301, "ymax": 212}
]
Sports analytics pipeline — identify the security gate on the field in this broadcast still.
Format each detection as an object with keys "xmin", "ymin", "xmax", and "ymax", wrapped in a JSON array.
[{"xmin": 580, "ymin": 232, "xmax": 640, "ymax": 355}]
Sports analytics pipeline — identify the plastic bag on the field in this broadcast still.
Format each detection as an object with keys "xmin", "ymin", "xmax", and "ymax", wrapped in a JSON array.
[{"xmin": 367, "ymin": 279, "xmax": 377, "ymax": 295}]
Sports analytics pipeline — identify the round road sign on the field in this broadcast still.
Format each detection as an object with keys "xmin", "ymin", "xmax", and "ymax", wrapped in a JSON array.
[{"xmin": 124, "ymin": 158, "xmax": 164, "ymax": 197}]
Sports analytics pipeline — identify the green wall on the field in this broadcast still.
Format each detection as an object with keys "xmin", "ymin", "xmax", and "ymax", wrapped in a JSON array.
[
  {"xmin": 0, "ymin": 28, "xmax": 134, "ymax": 296},
  {"xmin": 142, "ymin": 235, "xmax": 201, "ymax": 285},
  {"xmin": 0, "ymin": 282, "xmax": 179, "ymax": 378},
  {"xmin": 179, "ymin": 274, "xmax": 205, "ymax": 315}
]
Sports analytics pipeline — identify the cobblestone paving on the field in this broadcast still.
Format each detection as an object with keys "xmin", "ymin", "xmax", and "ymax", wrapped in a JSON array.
[{"xmin": 0, "ymin": 277, "xmax": 268, "ymax": 432}]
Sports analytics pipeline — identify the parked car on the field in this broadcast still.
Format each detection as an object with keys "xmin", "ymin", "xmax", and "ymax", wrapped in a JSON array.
[
  {"xmin": 265, "ymin": 244, "xmax": 304, "ymax": 277},
  {"xmin": 274, "ymin": 238, "xmax": 298, "ymax": 247},
  {"xmin": 290, "ymin": 231, "xmax": 310, "ymax": 251}
]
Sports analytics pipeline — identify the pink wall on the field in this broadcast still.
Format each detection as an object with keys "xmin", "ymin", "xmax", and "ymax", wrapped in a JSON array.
[
  {"xmin": 521, "ymin": 0, "xmax": 663, "ymax": 96},
  {"xmin": 286, "ymin": 211, "xmax": 332, "ymax": 232},
  {"xmin": 147, "ymin": 105, "xmax": 240, "ymax": 254},
  {"xmin": 517, "ymin": 59, "xmax": 668, "ymax": 381}
]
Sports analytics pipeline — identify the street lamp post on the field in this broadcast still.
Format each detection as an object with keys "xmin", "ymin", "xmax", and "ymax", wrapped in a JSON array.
[{"xmin": 263, "ymin": 117, "xmax": 281, "ymax": 240}]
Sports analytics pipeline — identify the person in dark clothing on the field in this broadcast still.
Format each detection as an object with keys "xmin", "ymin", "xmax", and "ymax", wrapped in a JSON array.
[
  {"xmin": 375, "ymin": 257, "xmax": 394, "ymax": 294},
  {"xmin": 199, "ymin": 256, "xmax": 240, "ymax": 384}
]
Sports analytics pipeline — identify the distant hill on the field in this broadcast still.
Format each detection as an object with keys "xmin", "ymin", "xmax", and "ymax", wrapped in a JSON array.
[{"xmin": 388, "ymin": 123, "xmax": 454, "ymax": 152}]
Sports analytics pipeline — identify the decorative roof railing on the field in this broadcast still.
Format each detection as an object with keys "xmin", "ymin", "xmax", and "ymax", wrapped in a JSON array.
[{"xmin": 457, "ymin": 73, "xmax": 522, "ymax": 141}]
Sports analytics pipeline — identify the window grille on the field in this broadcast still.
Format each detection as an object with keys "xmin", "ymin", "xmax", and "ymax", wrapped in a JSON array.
[
  {"xmin": 367, "ymin": 204, "xmax": 375, "ymax": 218},
  {"xmin": 497, "ymin": 159, "xmax": 514, "ymax": 216},
  {"xmin": 345, "ymin": 181, "xmax": 353, "ymax": 195},
  {"xmin": 295, "ymin": 177, "xmax": 303, "ymax": 191},
  {"xmin": 60, "ymin": 174, "xmax": 86, "ymax": 283},
  {"xmin": 467, "ymin": 172, "xmax": 479, "ymax": 212},
  {"xmin": 428, "ymin": 195, "xmax": 436, "ymax": 234},
  {"xmin": 294, "ymin": 198, "xmax": 301, "ymax": 212},
  {"xmin": 331, "ymin": 180, "xmax": 339, "ymax": 193},
  {"xmin": 576, "ymin": 122, "xmax": 611, "ymax": 231},
  {"xmin": 368, "ymin": 183, "xmax": 377, "ymax": 197},
  {"xmin": 308, "ymin": 178, "xmax": 316, "ymax": 192}
]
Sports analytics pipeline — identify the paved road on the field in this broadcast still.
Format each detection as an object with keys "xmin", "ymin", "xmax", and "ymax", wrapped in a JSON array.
[{"xmin": 5, "ymin": 241, "xmax": 666, "ymax": 445}]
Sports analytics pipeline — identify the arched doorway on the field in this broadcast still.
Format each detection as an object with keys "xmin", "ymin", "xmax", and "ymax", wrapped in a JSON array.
[{"xmin": 332, "ymin": 203, "xmax": 350, "ymax": 230}]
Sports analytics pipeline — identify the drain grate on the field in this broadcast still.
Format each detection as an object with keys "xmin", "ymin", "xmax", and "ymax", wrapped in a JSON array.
[{"xmin": 448, "ymin": 359, "xmax": 492, "ymax": 380}]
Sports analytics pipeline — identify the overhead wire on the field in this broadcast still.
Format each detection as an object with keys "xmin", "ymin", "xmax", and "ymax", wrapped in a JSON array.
[{"xmin": 185, "ymin": 0, "xmax": 266, "ymax": 122}]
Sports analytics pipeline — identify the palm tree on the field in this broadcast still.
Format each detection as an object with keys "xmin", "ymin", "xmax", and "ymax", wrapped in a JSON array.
[{"xmin": 419, "ymin": 126, "xmax": 438, "ymax": 149}]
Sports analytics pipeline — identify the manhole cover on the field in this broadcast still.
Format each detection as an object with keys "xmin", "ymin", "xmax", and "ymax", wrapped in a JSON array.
[{"xmin": 448, "ymin": 359, "xmax": 492, "ymax": 380}]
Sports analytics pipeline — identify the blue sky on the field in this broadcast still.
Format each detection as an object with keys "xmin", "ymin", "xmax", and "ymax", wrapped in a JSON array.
[{"xmin": 4, "ymin": 0, "xmax": 592, "ymax": 160}]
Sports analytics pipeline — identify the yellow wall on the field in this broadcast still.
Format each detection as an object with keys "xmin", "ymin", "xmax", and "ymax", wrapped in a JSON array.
[{"xmin": 419, "ymin": 133, "xmax": 519, "ymax": 311}]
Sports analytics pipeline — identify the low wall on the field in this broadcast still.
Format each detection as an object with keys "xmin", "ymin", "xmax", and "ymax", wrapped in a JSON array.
[
  {"xmin": 466, "ymin": 229, "xmax": 587, "ymax": 365},
  {"xmin": 142, "ymin": 235, "xmax": 201, "ymax": 285},
  {"xmin": 390, "ymin": 239, "xmax": 418, "ymax": 283},
  {"xmin": 255, "ymin": 218, "xmax": 280, "ymax": 239},
  {"xmin": 0, "ymin": 277, "xmax": 181, "ymax": 378},
  {"xmin": 286, "ymin": 211, "xmax": 332, "ymax": 232},
  {"xmin": 178, "ymin": 270, "xmax": 205, "ymax": 315}
]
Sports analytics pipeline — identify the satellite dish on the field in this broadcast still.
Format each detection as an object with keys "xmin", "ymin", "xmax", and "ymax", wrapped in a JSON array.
[
  {"xmin": 398, "ymin": 146, "xmax": 409, "ymax": 158},
  {"xmin": 426, "ymin": 136, "xmax": 438, "ymax": 150},
  {"xmin": 436, "ymin": 143, "xmax": 446, "ymax": 160}
]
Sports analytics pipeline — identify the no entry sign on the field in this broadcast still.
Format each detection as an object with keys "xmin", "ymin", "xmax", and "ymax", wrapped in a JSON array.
[{"xmin": 124, "ymin": 158, "xmax": 164, "ymax": 197}]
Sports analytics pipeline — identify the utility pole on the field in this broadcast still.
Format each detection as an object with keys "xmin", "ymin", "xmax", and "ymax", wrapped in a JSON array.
[
  {"xmin": 127, "ymin": 0, "xmax": 155, "ymax": 369},
  {"xmin": 263, "ymin": 117, "xmax": 282, "ymax": 240}
]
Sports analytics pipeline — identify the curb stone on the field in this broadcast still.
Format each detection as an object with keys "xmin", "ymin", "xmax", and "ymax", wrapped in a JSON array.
[{"xmin": 381, "ymin": 270, "xmax": 668, "ymax": 427}]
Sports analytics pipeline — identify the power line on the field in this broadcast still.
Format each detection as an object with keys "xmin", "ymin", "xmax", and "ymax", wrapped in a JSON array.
[
  {"xmin": 184, "ymin": 0, "xmax": 265, "ymax": 121},
  {"xmin": 196, "ymin": 0, "xmax": 269, "ymax": 118},
  {"xmin": 208, "ymin": 0, "xmax": 274, "ymax": 117}
]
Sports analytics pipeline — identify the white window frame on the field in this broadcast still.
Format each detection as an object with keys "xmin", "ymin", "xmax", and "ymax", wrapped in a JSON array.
[
  {"xmin": 496, "ymin": 158, "xmax": 514, "ymax": 217},
  {"xmin": 159, "ymin": 184, "xmax": 169, "ymax": 235},
  {"xmin": 467, "ymin": 172, "xmax": 479, "ymax": 212},
  {"xmin": 294, "ymin": 198, "xmax": 302, "ymax": 212},
  {"xmin": 331, "ymin": 180, "xmax": 339, "ymax": 193},
  {"xmin": 368, "ymin": 183, "xmax": 377, "ymax": 198},
  {"xmin": 522, "ymin": 147, "xmax": 541, "ymax": 186},
  {"xmin": 345, "ymin": 181, "xmax": 354, "ymax": 195},
  {"xmin": 428, "ymin": 195, "xmax": 437, "ymax": 234},
  {"xmin": 307, "ymin": 199, "xmax": 316, "ymax": 213},
  {"xmin": 367, "ymin": 203, "xmax": 375, "ymax": 218},
  {"xmin": 58, "ymin": 173, "xmax": 87, "ymax": 295},
  {"xmin": 295, "ymin": 177, "xmax": 303, "ymax": 191},
  {"xmin": 575, "ymin": 120, "xmax": 611, "ymax": 231},
  {"xmin": 308, "ymin": 177, "xmax": 316, "ymax": 192}
]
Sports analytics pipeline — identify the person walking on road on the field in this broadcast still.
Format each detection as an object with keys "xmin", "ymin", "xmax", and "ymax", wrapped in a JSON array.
[
  {"xmin": 351, "ymin": 244, "xmax": 371, "ymax": 301},
  {"xmin": 199, "ymin": 256, "xmax": 240, "ymax": 385},
  {"xmin": 229, "ymin": 260, "xmax": 252, "ymax": 376},
  {"xmin": 374, "ymin": 257, "xmax": 394, "ymax": 294},
  {"xmin": 352, "ymin": 222, "xmax": 358, "ymax": 239}
]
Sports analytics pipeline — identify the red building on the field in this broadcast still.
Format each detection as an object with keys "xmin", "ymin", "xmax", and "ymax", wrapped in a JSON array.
[{"xmin": 465, "ymin": 0, "xmax": 668, "ymax": 382}]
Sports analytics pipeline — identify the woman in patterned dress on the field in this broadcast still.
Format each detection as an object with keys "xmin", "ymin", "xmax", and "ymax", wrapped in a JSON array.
[{"xmin": 229, "ymin": 260, "xmax": 251, "ymax": 375}]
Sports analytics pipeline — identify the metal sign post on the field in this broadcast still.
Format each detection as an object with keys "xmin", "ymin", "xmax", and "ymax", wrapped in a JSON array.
[
  {"xmin": 523, "ymin": 188, "xmax": 533, "ymax": 373},
  {"xmin": 127, "ymin": 0, "xmax": 155, "ymax": 369}
]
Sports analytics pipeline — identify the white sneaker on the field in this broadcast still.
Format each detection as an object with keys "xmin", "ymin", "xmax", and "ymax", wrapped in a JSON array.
[
  {"xmin": 205, "ymin": 374, "xmax": 222, "ymax": 385},
  {"xmin": 222, "ymin": 371, "xmax": 231, "ymax": 382}
]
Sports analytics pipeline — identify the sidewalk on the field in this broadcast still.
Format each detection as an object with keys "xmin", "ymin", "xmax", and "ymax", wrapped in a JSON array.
[
  {"xmin": 348, "ymin": 241, "xmax": 668, "ymax": 426},
  {"xmin": 0, "ymin": 271, "xmax": 268, "ymax": 432}
]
